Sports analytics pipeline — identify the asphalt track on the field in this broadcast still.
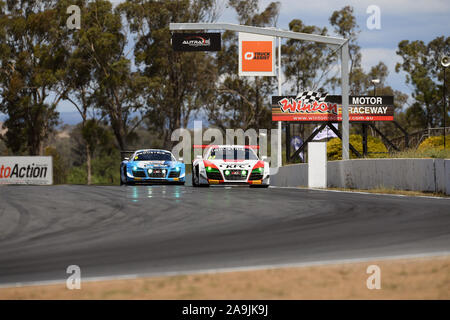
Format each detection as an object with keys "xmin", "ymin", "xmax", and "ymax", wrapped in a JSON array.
[{"xmin": 0, "ymin": 183, "xmax": 449, "ymax": 286}]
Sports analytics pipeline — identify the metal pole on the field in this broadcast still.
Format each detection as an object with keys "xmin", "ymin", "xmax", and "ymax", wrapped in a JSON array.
[
  {"xmin": 286, "ymin": 122, "xmax": 291, "ymax": 163},
  {"xmin": 341, "ymin": 41, "xmax": 350, "ymax": 160},
  {"xmin": 444, "ymin": 67, "xmax": 446, "ymax": 149},
  {"xmin": 277, "ymin": 36, "xmax": 282, "ymax": 167},
  {"xmin": 362, "ymin": 123, "xmax": 368, "ymax": 156}
]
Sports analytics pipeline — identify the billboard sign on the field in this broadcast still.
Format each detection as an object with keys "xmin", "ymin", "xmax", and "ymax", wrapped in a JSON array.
[
  {"xmin": 172, "ymin": 32, "xmax": 221, "ymax": 51},
  {"xmin": 272, "ymin": 92, "xmax": 394, "ymax": 122},
  {"xmin": 239, "ymin": 32, "xmax": 275, "ymax": 76},
  {"xmin": 0, "ymin": 156, "xmax": 53, "ymax": 185}
]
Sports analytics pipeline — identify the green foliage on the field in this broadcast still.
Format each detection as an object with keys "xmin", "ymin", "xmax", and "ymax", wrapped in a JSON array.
[
  {"xmin": 418, "ymin": 135, "xmax": 450, "ymax": 150},
  {"xmin": 67, "ymin": 166, "xmax": 87, "ymax": 184},
  {"xmin": 117, "ymin": 0, "xmax": 220, "ymax": 147},
  {"xmin": 0, "ymin": 0, "xmax": 67, "ymax": 154},
  {"xmin": 44, "ymin": 146, "xmax": 68, "ymax": 184},
  {"xmin": 281, "ymin": 19, "xmax": 329, "ymax": 94},
  {"xmin": 395, "ymin": 36, "xmax": 449, "ymax": 128},
  {"xmin": 327, "ymin": 134, "xmax": 388, "ymax": 160},
  {"xmin": 67, "ymin": 121, "xmax": 120, "ymax": 185},
  {"xmin": 0, "ymin": 136, "xmax": 7, "ymax": 155},
  {"xmin": 391, "ymin": 147, "xmax": 450, "ymax": 159},
  {"xmin": 67, "ymin": 150, "xmax": 120, "ymax": 185}
]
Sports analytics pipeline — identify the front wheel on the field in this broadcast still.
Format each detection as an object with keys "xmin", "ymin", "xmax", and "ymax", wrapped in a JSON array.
[
  {"xmin": 192, "ymin": 166, "xmax": 199, "ymax": 187},
  {"xmin": 250, "ymin": 184, "xmax": 269, "ymax": 188}
]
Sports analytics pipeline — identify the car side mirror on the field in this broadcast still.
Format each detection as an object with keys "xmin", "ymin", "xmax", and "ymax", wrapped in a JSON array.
[
  {"xmin": 124, "ymin": 157, "xmax": 129, "ymax": 161},
  {"xmin": 178, "ymin": 157, "xmax": 183, "ymax": 162},
  {"xmin": 196, "ymin": 155, "xmax": 202, "ymax": 160},
  {"xmin": 261, "ymin": 156, "xmax": 267, "ymax": 161}
]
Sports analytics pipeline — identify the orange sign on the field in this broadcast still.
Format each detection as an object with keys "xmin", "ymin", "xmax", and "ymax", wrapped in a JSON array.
[
  {"xmin": 239, "ymin": 33, "xmax": 275, "ymax": 76},
  {"xmin": 241, "ymin": 41, "xmax": 273, "ymax": 72}
]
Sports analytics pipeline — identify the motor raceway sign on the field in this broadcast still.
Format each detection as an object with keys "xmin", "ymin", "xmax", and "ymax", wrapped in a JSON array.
[
  {"xmin": 272, "ymin": 92, "xmax": 394, "ymax": 122},
  {"xmin": 0, "ymin": 156, "xmax": 53, "ymax": 185}
]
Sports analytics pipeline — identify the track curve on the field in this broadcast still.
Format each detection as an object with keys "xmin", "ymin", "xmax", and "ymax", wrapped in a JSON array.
[{"xmin": 0, "ymin": 185, "xmax": 449, "ymax": 285}]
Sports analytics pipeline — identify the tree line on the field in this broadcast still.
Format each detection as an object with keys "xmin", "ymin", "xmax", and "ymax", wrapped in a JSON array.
[{"xmin": 0, "ymin": 0, "xmax": 448, "ymax": 183}]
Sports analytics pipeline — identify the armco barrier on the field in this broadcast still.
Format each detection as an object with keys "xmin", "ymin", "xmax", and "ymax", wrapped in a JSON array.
[
  {"xmin": 270, "ymin": 159, "xmax": 450, "ymax": 195},
  {"xmin": 270, "ymin": 163, "xmax": 308, "ymax": 188}
]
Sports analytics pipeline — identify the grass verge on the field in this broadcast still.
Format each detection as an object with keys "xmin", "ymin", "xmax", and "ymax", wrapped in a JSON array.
[
  {"xmin": 323, "ymin": 187, "xmax": 449, "ymax": 198},
  {"xmin": 1, "ymin": 256, "xmax": 449, "ymax": 299}
]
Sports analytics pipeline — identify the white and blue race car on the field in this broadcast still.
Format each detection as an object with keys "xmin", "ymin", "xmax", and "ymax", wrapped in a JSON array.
[{"xmin": 120, "ymin": 149, "xmax": 185, "ymax": 185}]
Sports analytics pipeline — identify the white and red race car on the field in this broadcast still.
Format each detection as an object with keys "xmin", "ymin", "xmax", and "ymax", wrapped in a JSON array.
[{"xmin": 191, "ymin": 145, "xmax": 270, "ymax": 187}]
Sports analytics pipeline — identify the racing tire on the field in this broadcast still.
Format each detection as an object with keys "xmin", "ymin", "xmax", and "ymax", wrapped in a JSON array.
[
  {"xmin": 192, "ymin": 166, "xmax": 199, "ymax": 187},
  {"xmin": 250, "ymin": 184, "xmax": 270, "ymax": 188}
]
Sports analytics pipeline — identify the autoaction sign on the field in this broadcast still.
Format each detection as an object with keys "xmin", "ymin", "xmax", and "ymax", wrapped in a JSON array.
[
  {"xmin": 0, "ymin": 156, "xmax": 53, "ymax": 185},
  {"xmin": 239, "ymin": 32, "xmax": 275, "ymax": 77},
  {"xmin": 172, "ymin": 32, "xmax": 221, "ymax": 51},
  {"xmin": 272, "ymin": 95, "xmax": 394, "ymax": 122}
]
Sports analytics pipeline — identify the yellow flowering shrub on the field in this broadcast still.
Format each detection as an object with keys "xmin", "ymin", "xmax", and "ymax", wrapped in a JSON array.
[
  {"xmin": 418, "ymin": 135, "xmax": 450, "ymax": 150},
  {"xmin": 327, "ymin": 134, "xmax": 388, "ymax": 160}
]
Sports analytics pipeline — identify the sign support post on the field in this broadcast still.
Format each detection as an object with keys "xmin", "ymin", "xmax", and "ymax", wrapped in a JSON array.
[
  {"xmin": 340, "ymin": 41, "xmax": 350, "ymax": 160},
  {"xmin": 277, "ymin": 36, "xmax": 282, "ymax": 167}
]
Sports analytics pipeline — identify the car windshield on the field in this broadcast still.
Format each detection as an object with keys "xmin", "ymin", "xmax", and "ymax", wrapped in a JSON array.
[
  {"xmin": 133, "ymin": 151, "xmax": 173, "ymax": 161},
  {"xmin": 208, "ymin": 147, "xmax": 258, "ymax": 160}
]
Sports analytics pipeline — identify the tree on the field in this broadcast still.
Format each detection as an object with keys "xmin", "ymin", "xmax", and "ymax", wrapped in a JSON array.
[
  {"xmin": 0, "ymin": 0, "xmax": 68, "ymax": 155},
  {"xmin": 208, "ymin": 0, "xmax": 280, "ymax": 131},
  {"xmin": 118, "ymin": 0, "xmax": 220, "ymax": 147},
  {"xmin": 329, "ymin": 6, "xmax": 361, "ymax": 76},
  {"xmin": 281, "ymin": 19, "xmax": 330, "ymax": 94},
  {"xmin": 328, "ymin": 6, "xmax": 365, "ymax": 95},
  {"xmin": 79, "ymin": 0, "xmax": 148, "ymax": 150},
  {"xmin": 58, "ymin": 0, "xmax": 111, "ymax": 184},
  {"xmin": 395, "ymin": 36, "xmax": 450, "ymax": 129}
]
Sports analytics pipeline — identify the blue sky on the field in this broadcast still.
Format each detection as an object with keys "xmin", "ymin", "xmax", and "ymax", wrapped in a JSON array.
[
  {"xmin": 264, "ymin": 0, "xmax": 449, "ymax": 94},
  {"xmin": 2, "ymin": 0, "xmax": 449, "ymax": 125}
]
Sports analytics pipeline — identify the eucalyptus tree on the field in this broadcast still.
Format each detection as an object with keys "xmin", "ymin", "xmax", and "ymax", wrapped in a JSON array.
[
  {"xmin": 118, "ymin": 0, "xmax": 220, "ymax": 147},
  {"xmin": 0, "ymin": 0, "xmax": 69, "ymax": 155},
  {"xmin": 396, "ymin": 36, "xmax": 450, "ymax": 129}
]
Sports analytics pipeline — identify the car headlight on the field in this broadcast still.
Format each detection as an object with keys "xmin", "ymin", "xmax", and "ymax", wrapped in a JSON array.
[
  {"xmin": 133, "ymin": 166, "xmax": 137, "ymax": 171},
  {"xmin": 175, "ymin": 166, "xmax": 180, "ymax": 172},
  {"xmin": 148, "ymin": 169, "xmax": 153, "ymax": 174}
]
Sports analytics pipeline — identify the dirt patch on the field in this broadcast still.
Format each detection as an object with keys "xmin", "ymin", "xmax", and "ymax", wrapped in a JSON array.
[{"xmin": 1, "ymin": 256, "xmax": 449, "ymax": 299}]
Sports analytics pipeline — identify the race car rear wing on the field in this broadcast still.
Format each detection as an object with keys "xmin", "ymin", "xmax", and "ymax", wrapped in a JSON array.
[{"xmin": 120, "ymin": 150, "xmax": 135, "ymax": 161}]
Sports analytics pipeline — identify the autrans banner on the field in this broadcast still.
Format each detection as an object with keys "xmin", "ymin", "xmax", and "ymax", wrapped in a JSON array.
[
  {"xmin": 0, "ymin": 156, "xmax": 53, "ymax": 185},
  {"xmin": 272, "ymin": 94, "xmax": 394, "ymax": 122}
]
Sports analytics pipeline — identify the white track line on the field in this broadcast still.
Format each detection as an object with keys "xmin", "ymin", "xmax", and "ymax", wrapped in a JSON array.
[
  {"xmin": 271, "ymin": 186, "xmax": 450, "ymax": 200},
  {"xmin": 1, "ymin": 251, "xmax": 449, "ymax": 289}
]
